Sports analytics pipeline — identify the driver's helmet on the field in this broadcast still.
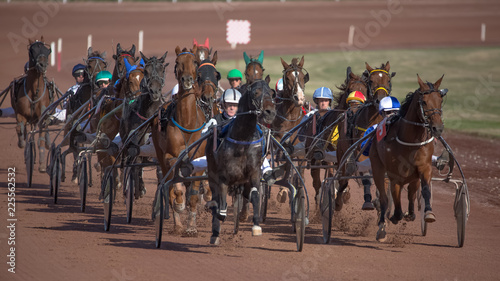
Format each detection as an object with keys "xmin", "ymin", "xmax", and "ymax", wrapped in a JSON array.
[
  {"xmin": 346, "ymin": 91, "xmax": 366, "ymax": 105},
  {"xmin": 95, "ymin": 70, "xmax": 112, "ymax": 83},
  {"xmin": 72, "ymin": 63, "xmax": 86, "ymax": 77},
  {"xmin": 222, "ymin": 88, "xmax": 242, "ymax": 105},
  {"xmin": 275, "ymin": 78, "xmax": 283, "ymax": 92},
  {"xmin": 227, "ymin": 69, "xmax": 243, "ymax": 80},
  {"xmin": 313, "ymin": 87, "xmax": 333, "ymax": 104},
  {"xmin": 378, "ymin": 96, "xmax": 400, "ymax": 114}
]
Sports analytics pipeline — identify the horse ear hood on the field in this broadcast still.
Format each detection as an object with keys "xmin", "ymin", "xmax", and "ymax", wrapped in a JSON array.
[
  {"xmin": 243, "ymin": 52, "xmax": 250, "ymax": 65},
  {"xmin": 258, "ymin": 50, "xmax": 264, "ymax": 65},
  {"xmin": 204, "ymin": 37, "xmax": 210, "ymax": 49}
]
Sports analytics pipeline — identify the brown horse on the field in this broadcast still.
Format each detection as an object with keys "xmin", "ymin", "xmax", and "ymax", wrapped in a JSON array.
[
  {"xmin": 271, "ymin": 56, "xmax": 309, "ymax": 141},
  {"xmin": 242, "ymin": 50, "xmax": 264, "ymax": 85},
  {"xmin": 152, "ymin": 45, "xmax": 208, "ymax": 235},
  {"xmin": 334, "ymin": 62, "xmax": 394, "ymax": 211},
  {"xmin": 370, "ymin": 75, "xmax": 446, "ymax": 242},
  {"xmin": 197, "ymin": 53, "xmax": 221, "ymax": 119},
  {"xmin": 111, "ymin": 43, "xmax": 136, "ymax": 85},
  {"xmin": 11, "ymin": 37, "xmax": 54, "ymax": 172}
]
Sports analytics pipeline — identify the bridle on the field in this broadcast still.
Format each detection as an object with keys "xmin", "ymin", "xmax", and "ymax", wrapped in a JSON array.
[
  {"xmin": 368, "ymin": 68, "xmax": 392, "ymax": 99},
  {"xmin": 236, "ymin": 80, "xmax": 273, "ymax": 117},
  {"xmin": 27, "ymin": 41, "xmax": 51, "ymax": 74},
  {"xmin": 277, "ymin": 65, "xmax": 308, "ymax": 104},
  {"xmin": 246, "ymin": 60, "xmax": 264, "ymax": 83},
  {"xmin": 197, "ymin": 62, "xmax": 220, "ymax": 120},
  {"xmin": 116, "ymin": 53, "xmax": 134, "ymax": 80},
  {"xmin": 85, "ymin": 56, "xmax": 107, "ymax": 83}
]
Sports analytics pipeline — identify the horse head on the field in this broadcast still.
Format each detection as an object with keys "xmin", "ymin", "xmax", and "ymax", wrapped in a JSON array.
[
  {"xmin": 113, "ymin": 43, "xmax": 136, "ymax": 80},
  {"xmin": 197, "ymin": 53, "xmax": 220, "ymax": 107},
  {"xmin": 193, "ymin": 37, "xmax": 212, "ymax": 61},
  {"xmin": 140, "ymin": 51, "xmax": 168, "ymax": 102},
  {"xmin": 123, "ymin": 58, "xmax": 144, "ymax": 99},
  {"xmin": 334, "ymin": 67, "xmax": 368, "ymax": 109},
  {"xmin": 417, "ymin": 74, "xmax": 446, "ymax": 137},
  {"xmin": 243, "ymin": 76, "xmax": 276, "ymax": 125},
  {"xmin": 365, "ymin": 61, "xmax": 396, "ymax": 103},
  {"xmin": 243, "ymin": 50, "xmax": 264, "ymax": 84},
  {"xmin": 280, "ymin": 56, "xmax": 309, "ymax": 107},
  {"xmin": 85, "ymin": 47, "xmax": 108, "ymax": 84},
  {"xmin": 175, "ymin": 45, "xmax": 200, "ymax": 92},
  {"xmin": 28, "ymin": 37, "xmax": 51, "ymax": 74}
]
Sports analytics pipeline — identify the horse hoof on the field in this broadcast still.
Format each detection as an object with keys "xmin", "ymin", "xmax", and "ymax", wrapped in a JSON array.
[
  {"xmin": 184, "ymin": 228, "xmax": 198, "ymax": 237},
  {"xmin": 404, "ymin": 212, "xmax": 416, "ymax": 222},
  {"xmin": 389, "ymin": 215, "xmax": 400, "ymax": 225},
  {"xmin": 342, "ymin": 190, "xmax": 351, "ymax": 204},
  {"xmin": 376, "ymin": 229, "xmax": 387, "ymax": 242},
  {"xmin": 18, "ymin": 140, "xmax": 25, "ymax": 149},
  {"xmin": 38, "ymin": 166, "xmax": 47, "ymax": 173},
  {"xmin": 424, "ymin": 211, "xmax": 436, "ymax": 223},
  {"xmin": 252, "ymin": 225, "xmax": 262, "ymax": 236},
  {"xmin": 334, "ymin": 197, "xmax": 343, "ymax": 212},
  {"xmin": 72, "ymin": 177, "xmax": 78, "ymax": 184},
  {"xmin": 276, "ymin": 188, "xmax": 288, "ymax": 204},
  {"xmin": 362, "ymin": 201, "xmax": 375, "ymax": 211},
  {"xmin": 203, "ymin": 193, "xmax": 212, "ymax": 202},
  {"xmin": 94, "ymin": 162, "xmax": 101, "ymax": 172},
  {"xmin": 210, "ymin": 236, "xmax": 221, "ymax": 245}
]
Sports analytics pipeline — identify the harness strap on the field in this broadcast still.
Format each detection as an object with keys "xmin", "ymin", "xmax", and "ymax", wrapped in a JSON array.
[
  {"xmin": 370, "ymin": 69, "xmax": 389, "ymax": 75},
  {"xmin": 396, "ymin": 136, "xmax": 434, "ymax": 146},
  {"xmin": 136, "ymin": 111, "xmax": 148, "ymax": 121},
  {"xmin": 226, "ymin": 135, "xmax": 263, "ymax": 145},
  {"xmin": 373, "ymin": 87, "xmax": 388, "ymax": 95},
  {"xmin": 170, "ymin": 117, "xmax": 205, "ymax": 133},
  {"xmin": 355, "ymin": 126, "xmax": 367, "ymax": 132}
]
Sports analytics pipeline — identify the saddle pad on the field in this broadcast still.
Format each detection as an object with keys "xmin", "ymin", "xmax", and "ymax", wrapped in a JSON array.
[{"xmin": 376, "ymin": 117, "xmax": 388, "ymax": 141}]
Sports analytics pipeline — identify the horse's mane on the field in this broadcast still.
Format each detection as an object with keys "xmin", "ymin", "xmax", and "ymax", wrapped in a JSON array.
[
  {"xmin": 89, "ymin": 50, "xmax": 105, "ymax": 58},
  {"xmin": 399, "ymin": 90, "xmax": 417, "ymax": 117}
]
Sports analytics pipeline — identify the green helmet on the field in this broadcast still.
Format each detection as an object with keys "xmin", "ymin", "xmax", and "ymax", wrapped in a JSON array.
[
  {"xmin": 95, "ymin": 70, "xmax": 112, "ymax": 83},
  {"xmin": 227, "ymin": 69, "xmax": 243, "ymax": 80}
]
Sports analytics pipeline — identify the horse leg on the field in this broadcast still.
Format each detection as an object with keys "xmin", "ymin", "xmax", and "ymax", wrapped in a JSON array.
[
  {"xmin": 335, "ymin": 178, "xmax": 348, "ymax": 212},
  {"xmin": 310, "ymin": 160, "xmax": 322, "ymax": 207},
  {"xmin": 389, "ymin": 182, "xmax": 403, "ymax": 224},
  {"xmin": 15, "ymin": 117, "xmax": 27, "ymax": 148},
  {"xmin": 361, "ymin": 172, "xmax": 375, "ymax": 210},
  {"xmin": 208, "ymin": 182, "xmax": 227, "ymax": 245},
  {"xmin": 186, "ymin": 177, "xmax": 204, "ymax": 236},
  {"xmin": 420, "ymin": 174, "xmax": 436, "ymax": 222},
  {"xmin": 370, "ymin": 146, "xmax": 389, "ymax": 242},
  {"xmin": 38, "ymin": 135, "xmax": 47, "ymax": 173},
  {"xmin": 202, "ymin": 180, "xmax": 212, "ymax": 202},
  {"xmin": 170, "ymin": 182, "xmax": 185, "ymax": 234},
  {"xmin": 404, "ymin": 180, "xmax": 418, "ymax": 221}
]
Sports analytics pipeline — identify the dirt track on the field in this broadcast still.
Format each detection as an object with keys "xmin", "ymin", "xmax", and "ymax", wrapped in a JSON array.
[{"xmin": 1, "ymin": 1, "xmax": 500, "ymax": 281}]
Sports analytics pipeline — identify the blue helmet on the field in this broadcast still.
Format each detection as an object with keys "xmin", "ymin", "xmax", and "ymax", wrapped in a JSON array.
[
  {"xmin": 313, "ymin": 87, "xmax": 333, "ymax": 101},
  {"xmin": 379, "ymin": 96, "xmax": 400, "ymax": 113},
  {"xmin": 72, "ymin": 63, "xmax": 86, "ymax": 76}
]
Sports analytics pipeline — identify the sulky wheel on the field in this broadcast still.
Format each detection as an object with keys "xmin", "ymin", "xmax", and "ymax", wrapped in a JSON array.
[
  {"xmin": 103, "ymin": 169, "xmax": 114, "ymax": 232},
  {"xmin": 124, "ymin": 167, "xmax": 135, "ymax": 224},
  {"xmin": 294, "ymin": 187, "xmax": 306, "ymax": 252},
  {"xmin": 53, "ymin": 148, "xmax": 62, "ymax": 204},
  {"xmin": 155, "ymin": 187, "xmax": 165, "ymax": 248},
  {"xmin": 79, "ymin": 156, "xmax": 88, "ymax": 213},
  {"xmin": 320, "ymin": 179, "xmax": 334, "ymax": 244},
  {"xmin": 259, "ymin": 183, "xmax": 269, "ymax": 223},
  {"xmin": 25, "ymin": 137, "xmax": 35, "ymax": 188},
  {"xmin": 455, "ymin": 185, "xmax": 467, "ymax": 248}
]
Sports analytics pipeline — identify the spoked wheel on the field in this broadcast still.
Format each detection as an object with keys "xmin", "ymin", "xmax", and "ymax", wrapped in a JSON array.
[
  {"xmin": 233, "ymin": 189, "xmax": 243, "ymax": 234},
  {"xmin": 124, "ymin": 167, "xmax": 135, "ymax": 224},
  {"xmin": 320, "ymin": 179, "xmax": 334, "ymax": 244},
  {"xmin": 155, "ymin": 186, "xmax": 165, "ymax": 248},
  {"xmin": 103, "ymin": 169, "xmax": 114, "ymax": 232},
  {"xmin": 294, "ymin": 187, "xmax": 306, "ymax": 252},
  {"xmin": 24, "ymin": 137, "xmax": 35, "ymax": 188},
  {"xmin": 49, "ymin": 144, "xmax": 56, "ymax": 196},
  {"xmin": 418, "ymin": 182, "xmax": 433, "ymax": 236},
  {"xmin": 259, "ymin": 183, "xmax": 269, "ymax": 223},
  {"xmin": 53, "ymin": 148, "xmax": 61, "ymax": 204},
  {"xmin": 455, "ymin": 185, "xmax": 467, "ymax": 248},
  {"xmin": 79, "ymin": 156, "xmax": 88, "ymax": 212}
]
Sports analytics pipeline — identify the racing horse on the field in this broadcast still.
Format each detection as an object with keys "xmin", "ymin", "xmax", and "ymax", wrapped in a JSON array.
[
  {"xmin": 152, "ymin": 45, "xmax": 209, "ymax": 235},
  {"xmin": 271, "ymin": 56, "xmax": 309, "ymax": 141},
  {"xmin": 62, "ymin": 47, "xmax": 107, "ymax": 182},
  {"xmin": 334, "ymin": 62, "xmax": 394, "ymax": 211},
  {"xmin": 111, "ymin": 43, "xmax": 136, "ymax": 85},
  {"xmin": 119, "ymin": 51, "xmax": 167, "ymax": 199},
  {"xmin": 240, "ymin": 50, "xmax": 265, "ymax": 91},
  {"xmin": 10, "ymin": 37, "xmax": 55, "ymax": 172},
  {"xmin": 369, "ymin": 75, "xmax": 446, "ymax": 242},
  {"xmin": 193, "ymin": 37, "xmax": 212, "ymax": 61},
  {"xmin": 304, "ymin": 67, "xmax": 370, "ymax": 205},
  {"xmin": 197, "ymin": 53, "xmax": 221, "ymax": 120},
  {"xmin": 206, "ymin": 77, "xmax": 276, "ymax": 245}
]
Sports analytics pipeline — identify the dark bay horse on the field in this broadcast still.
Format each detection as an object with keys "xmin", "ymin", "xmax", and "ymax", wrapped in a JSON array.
[
  {"xmin": 242, "ymin": 50, "xmax": 265, "ymax": 87},
  {"xmin": 152, "ymin": 45, "xmax": 208, "ymax": 235},
  {"xmin": 119, "ymin": 51, "xmax": 167, "ymax": 199},
  {"xmin": 334, "ymin": 62, "xmax": 395, "ymax": 211},
  {"xmin": 10, "ymin": 37, "xmax": 54, "ymax": 172},
  {"xmin": 206, "ymin": 77, "xmax": 276, "ymax": 245},
  {"xmin": 370, "ymin": 75, "xmax": 446, "ymax": 242},
  {"xmin": 271, "ymin": 56, "xmax": 309, "ymax": 141},
  {"xmin": 197, "ymin": 53, "xmax": 221, "ymax": 119}
]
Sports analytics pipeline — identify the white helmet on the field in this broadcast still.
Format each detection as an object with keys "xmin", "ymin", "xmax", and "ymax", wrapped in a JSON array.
[
  {"xmin": 222, "ymin": 88, "xmax": 241, "ymax": 104},
  {"xmin": 379, "ymin": 96, "xmax": 400, "ymax": 114}
]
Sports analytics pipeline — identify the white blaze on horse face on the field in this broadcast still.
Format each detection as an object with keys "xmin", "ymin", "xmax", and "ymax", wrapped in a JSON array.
[
  {"xmin": 293, "ymin": 71, "xmax": 305, "ymax": 106},
  {"xmin": 379, "ymin": 73, "xmax": 383, "ymax": 77},
  {"xmin": 135, "ymin": 74, "xmax": 140, "ymax": 82},
  {"xmin": 199, "ymin": 52, "xmax": 205, "ymax": 61}
]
